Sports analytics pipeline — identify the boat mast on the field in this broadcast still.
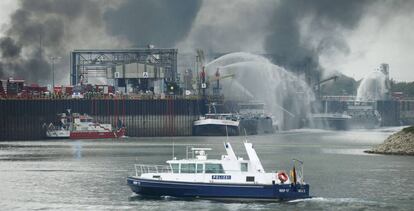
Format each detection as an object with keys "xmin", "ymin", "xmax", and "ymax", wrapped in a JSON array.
[
  {"xmin": 172, "ymin": 141, "xmax": 175, "ymax": 159},
  {"xmin": 244, "ymin": 142, "xmax": 265, "ymax": 173},
  {"xmin": 224, "ymin": 142, "xmax": 237, "ymax": 160}
]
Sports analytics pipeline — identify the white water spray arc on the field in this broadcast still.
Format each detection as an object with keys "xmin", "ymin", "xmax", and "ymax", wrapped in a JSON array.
[{"xmin": 205, "ymin": 52, "xmax": 315, "ymax": 129}]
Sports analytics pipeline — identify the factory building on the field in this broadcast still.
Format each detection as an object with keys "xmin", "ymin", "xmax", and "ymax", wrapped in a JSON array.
[
  {"xmin": 112, "ymin": 62, "xmax": 165, "ymax": 95},
  {"xmin": 70, "ymin": 48, "xmax": 178, "ymax": 95}
]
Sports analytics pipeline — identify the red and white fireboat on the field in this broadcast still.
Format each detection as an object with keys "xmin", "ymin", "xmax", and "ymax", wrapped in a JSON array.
[{"xmin": 45, "ymin": 112, "xmax": 126, "ymax": 139}]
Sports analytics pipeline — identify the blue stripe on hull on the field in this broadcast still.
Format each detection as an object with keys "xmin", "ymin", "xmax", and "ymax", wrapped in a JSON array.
[{"xmin": 127, "ymin": 177, "xmax": 310, "ymax": 200}]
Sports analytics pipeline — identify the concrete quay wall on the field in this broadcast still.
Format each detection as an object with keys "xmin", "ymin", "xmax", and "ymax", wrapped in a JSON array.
[{"xmin": 0, "ymin": 98, "xmax": 203, "ymax": 141}]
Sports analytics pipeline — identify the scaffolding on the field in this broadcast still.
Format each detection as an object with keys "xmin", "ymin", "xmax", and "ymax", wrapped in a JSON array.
[{"xmin": 70, "ymin": 48, "xmax": 178, "ymax": 85}]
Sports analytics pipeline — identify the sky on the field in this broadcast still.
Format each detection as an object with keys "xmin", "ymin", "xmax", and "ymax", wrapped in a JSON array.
[{"xmin": 0, "ymin": 0, "xmax": 413, "ymax": 82}]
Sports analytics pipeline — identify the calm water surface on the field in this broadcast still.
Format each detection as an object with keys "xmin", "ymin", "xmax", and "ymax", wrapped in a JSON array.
[{"xmin": 0, "ymin": 128, "xmax": 413, "ymax": 210}]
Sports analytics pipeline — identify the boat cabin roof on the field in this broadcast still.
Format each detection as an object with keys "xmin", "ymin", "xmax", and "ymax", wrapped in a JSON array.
[{"xmin": 165, "ymin": 142, "xmax": 266, "ymax": 173}]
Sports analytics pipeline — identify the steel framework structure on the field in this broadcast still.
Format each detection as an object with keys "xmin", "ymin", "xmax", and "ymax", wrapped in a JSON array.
[{"xmin": 70, "ymin": 48, "xmax": 178, "ymax": 85}]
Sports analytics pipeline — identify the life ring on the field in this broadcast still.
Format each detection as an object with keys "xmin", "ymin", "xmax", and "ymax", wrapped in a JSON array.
[{"xmin": 277, "ymin": 172, "xmax": 289, "ymax": 183}]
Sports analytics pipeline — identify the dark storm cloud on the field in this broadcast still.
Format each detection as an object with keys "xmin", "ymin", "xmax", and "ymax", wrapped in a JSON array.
[
  {"xmin": 265, "ymin": 0, "xmax": 375, "ymax": 75},
  {"xmin": 104, "ymin": 0, "xmax": 202, "ymax": 47}
]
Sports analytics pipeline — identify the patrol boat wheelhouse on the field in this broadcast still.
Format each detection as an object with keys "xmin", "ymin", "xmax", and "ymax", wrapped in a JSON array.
[{"xmin": 127, "ymin": 141, "xmax": 310, "ymax": 200}]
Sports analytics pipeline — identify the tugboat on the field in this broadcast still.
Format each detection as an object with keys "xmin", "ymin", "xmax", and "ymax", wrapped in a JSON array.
[
  {"xmin": 46, "ymin": 111, "xmax": 126, "ymax": 139},
  {"xmin": 127, "ymin": 141, "xmax": 310, "ymax": 200},
  {"xmin": 192, "ymin": 113, "xmax": 240, "ymax": 136}
]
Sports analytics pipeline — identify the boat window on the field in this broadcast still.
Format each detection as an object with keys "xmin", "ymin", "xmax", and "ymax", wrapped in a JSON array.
[
  {"xmin": 205, "ymin": 163, "xmax": 225, "ymax": 173},
  {"xmin": 80, "ymin": 119, "xmax": 87, "ymax": 123},
  {"xmin": 196, "ymin": 164, "xmax": 203, "ymax": 173},
  {"xmin": 246, "ymin": 176, "xmax": 255, "ymax": 182},
  {"xmin": 241, "ymin": 163, "xmax": 248, "ymax": 172},
  {"xmin": 181, "ymin": 163, "xmax": 196, "ymax": 173},
  {"xmin": 171, "ymin": 164, "xmax": 179, "ymax": 173}
]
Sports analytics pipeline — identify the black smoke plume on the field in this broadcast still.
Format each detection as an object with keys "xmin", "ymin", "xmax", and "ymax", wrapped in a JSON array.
[
  {"xmin": 0, "ymin": 37, "xmax": 21, "ymax": 58},
  {"xmin": 265, "ymin": 0, "xmax": 375, "ymax": 82},
  {"xmin": 103, "ymin": 0, "xmax": 202, "ymax": 48},
  {"xmin": 0, "ymin": 0, "xmax": 106, "ymax": 83},
  {"xmin": 0, "ymin": 0, "xmax": 202, "ymax": 84}
]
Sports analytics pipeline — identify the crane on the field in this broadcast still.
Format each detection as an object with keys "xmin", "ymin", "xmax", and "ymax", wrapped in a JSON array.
[
  {"xmin": 208, "ymin": 71, "xmax": 236, "ymax": 82},
  {"xmin": 313, "ymin": 75, "xmax": 339, "ymax": 98},
  {"xmin": 208, "ymin": 68, "xmax": 236, "ymax": 96}
]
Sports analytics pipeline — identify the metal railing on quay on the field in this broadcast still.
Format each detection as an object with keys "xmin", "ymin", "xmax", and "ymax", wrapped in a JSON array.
[{"xmin": 0, "ymin": 93, "xmax": 204, "ymax": 100}]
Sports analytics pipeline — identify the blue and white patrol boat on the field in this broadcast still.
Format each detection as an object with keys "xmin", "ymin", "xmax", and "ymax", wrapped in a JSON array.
[{"xmin": 127, "ymin": 141, "xmax": 310, "ymax": 200}]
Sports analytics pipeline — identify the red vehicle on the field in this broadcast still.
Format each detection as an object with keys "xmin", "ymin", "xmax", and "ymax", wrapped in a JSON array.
[
  {"xmin": 0, "ymin": 80, "xmax": 5, "ymax": 97},
  {"xmin": 20, "ymin": 84, "xmax": 47, "ymax": 98},
  {"xmin": 95, "ymin": 85, "xmax": 115, "ymax": 95},
  {"xmin": 54, "ymin": 86, "xmax": 63, "ymax": 94},
  {"xmin": 6, "ymin": 78, "xmax": 24, "ymax": 96},
  {"xmin": 64, "ymin": 86, "xmax": 73, "ymax": 95}
]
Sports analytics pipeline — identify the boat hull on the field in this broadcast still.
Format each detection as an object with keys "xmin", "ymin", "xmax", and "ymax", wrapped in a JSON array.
[
  {"xmin": 69, "ymin": 128, "xmax": 126, "ymax": 139},
  {"xmin": 192, "ymin": 125, "xmax": 239, "ymax": 136},
  {"xmin": 127, "ymin": 177, "xmax": 310, "ymax": 200}
]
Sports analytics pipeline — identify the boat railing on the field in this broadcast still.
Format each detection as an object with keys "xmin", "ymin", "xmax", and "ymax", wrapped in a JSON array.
[
  {"xmin": 292, "ymin": 159, "xmax": 305, "ymax": 184},
  {"xmin": 134, "ymin": 164, "xmax": 172, "ymax": 176}
]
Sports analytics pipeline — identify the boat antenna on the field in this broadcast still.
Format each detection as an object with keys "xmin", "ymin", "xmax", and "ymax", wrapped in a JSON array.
[
  {"xmin": 225, "ymin": 125, "xmax": 229, "ymax": 141},
  {"xmin": 244, "ymin": 128, "xmax": 248, "ymax": 143},
  {"xmin": 172, "ymin": 141, "xmax": 175, "ymax": 159}
]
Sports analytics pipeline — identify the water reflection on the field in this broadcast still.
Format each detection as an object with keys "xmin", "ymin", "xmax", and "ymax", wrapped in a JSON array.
[
  {"xmin": 71, "ymin": 141, "xmax": 83, "ymax": 159},
  {"xmin": 0, "ymin": 128, "xmax": 413, "ymax": 210}
]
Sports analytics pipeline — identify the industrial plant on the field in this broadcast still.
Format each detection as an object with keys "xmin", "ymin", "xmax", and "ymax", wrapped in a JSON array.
[{"xmin": 0, "ymin": 46, "xmax": 413, "ymax": 141}]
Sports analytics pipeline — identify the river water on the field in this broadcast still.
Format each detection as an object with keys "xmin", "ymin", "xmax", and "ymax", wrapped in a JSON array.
[{"xmin": 0, "ymin": 128, "xmax": 413, "ymax": 210}]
